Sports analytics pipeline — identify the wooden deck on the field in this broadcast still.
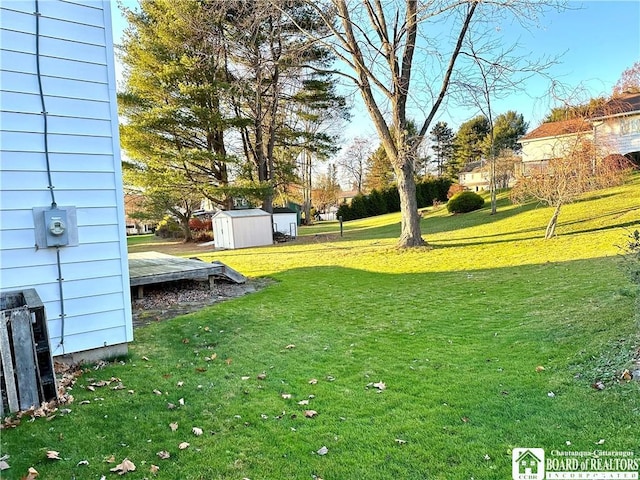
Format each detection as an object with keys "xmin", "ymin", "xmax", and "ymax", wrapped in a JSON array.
[{"xmin": 129, "ymin": 252, "xmax": 234, "ymax": 298}]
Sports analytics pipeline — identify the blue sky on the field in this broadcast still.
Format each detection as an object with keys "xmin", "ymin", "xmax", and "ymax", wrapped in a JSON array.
[{"xmin": 110, "ymin": 1, "xmax": 640, "ymax": 139}]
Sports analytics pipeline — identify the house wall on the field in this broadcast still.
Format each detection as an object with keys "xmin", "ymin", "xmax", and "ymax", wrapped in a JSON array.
[
  {"xmin": 0, "ymin": 0, "xmax": 132, "ymax": 357},
  {"xmin": 594, "ymin": 113, "xmax": 640, "ymax": 156},
  {"xmin": 520, "ymin": 132, "xmax": 594, "ymax": 164}
]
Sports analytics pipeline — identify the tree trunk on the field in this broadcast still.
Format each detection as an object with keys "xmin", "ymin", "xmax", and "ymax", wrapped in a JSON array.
[
  {"xmin": 395, "ymin": 158, "xmax": 425, "ymax": 248},
  {"xmin": 545, "ymin": 204, "xmax": 562, "ymax": 239}
]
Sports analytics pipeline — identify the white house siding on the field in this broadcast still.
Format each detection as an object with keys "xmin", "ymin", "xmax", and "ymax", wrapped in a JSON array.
[
  {"xmin": 0, "ymin": 1, "xmax": 132, "ymax": 357},
  {"xmin": 520, "ymin": 132, "xmax": 595, "ymax": 165},
  {"xmin": 594, "ymin": 114, "xmax": 640, "ymax": 157}
]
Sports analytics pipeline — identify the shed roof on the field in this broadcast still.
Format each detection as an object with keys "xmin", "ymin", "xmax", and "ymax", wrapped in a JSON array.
[
  {"xmin": 213, "ymin": 208, "xmax": 270, "ymax": 218},
  {"xmin": 520, "ymin": 118, "xmax": 592, "ymax": 141},
  {"xmin": 273, "ymin": 207, "xmax": 297, "ymax": 214}
]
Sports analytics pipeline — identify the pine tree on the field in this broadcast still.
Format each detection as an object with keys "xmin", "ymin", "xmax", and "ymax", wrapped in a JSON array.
[{"xmin": 429, "ymin": 122, "xmax": 454, "ymax": 177}]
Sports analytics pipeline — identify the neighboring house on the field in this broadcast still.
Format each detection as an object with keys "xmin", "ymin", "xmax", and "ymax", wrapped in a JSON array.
[
  {"xmin": 519, "ymin": 92, "xmax": 640, "ymax": 173},
  {"xmin": 123, "ymin": 192, "xmax": 156, "ymax": 235},
  {"xmin": 458, "ymin": 161, "xmax": 489, "ymax": 191},
  {"xmin": 0, "ymin": 1, "xmax": 132, "ymax": 361}
]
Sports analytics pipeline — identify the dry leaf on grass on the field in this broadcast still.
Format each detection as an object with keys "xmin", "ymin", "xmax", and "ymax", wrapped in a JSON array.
[
  {"xmin": 110, "ymin": 458, "xmax": 136, "ymax": 475},
  {"xmin": 308, "ymin": 378, "xmax": 318, "ymax": 385},
  {"xmin": 153, "ymin": 389, "xmax": 162, "ymax": 396},
  {"xmin": 178, "ymin": 442, "xmax": 190, "ymax": 450},
  {"xmin": 281, "ymin": 394, "xmax": 292, "ymax": 399},
  {"xmin": 316, "ymin": 446, "xmax": 328, "ymax": 456},
  {"xmin": 535, "ymin": 366, "xmax": 545, "ymax": 372},
  {"xmin": 24, "ymin": 467, "xmax": 39, "ymax": 479},
  {"xmin": 0, "ymin": 460, "xmax": 9, "ymax": 470},
  {"xmin": 46, "ymin": 451, "xmax": 60, "ymax": 460},
  {"xmin": 192, "ymin": 427, "xmax": 203, "ymax": 436},
  {"xmin": 157, "ymin": 451, "xmax": 170, "ymax": 460},
  {"xmin": 104, "ymin": 455, "xmax": 116, "ymax": 463},
  {"xmin": 304, "ymin": 410, "xmax": 318, "ymax": 418},
  {"xmin": 372, "ymin": 381, "xmax": 386, "ymax": 391},
  {"xmin": 150, "ymin": 464, "xmax": 160, "ymax": 473},
  {"xmin": 395, "ymin": 439, "xmax": 407, "ymax": 445},
  {"xmin": 285, "ymin": 344, "xmax": 296, "ymax": 349},
  {"xmin": 257, "ymin": 373, "xmax": 267, "ymax": 380},
  {"xmin": 169, "ymin": 422, "xmax": 178, "ymax": 432},
  {"xmin": 178, "ymin": 398, "xmax": 185, "ymax": 406},
  {"xmin": 142, "ymin": 356, "xmax": 150, "ymax": 361},
  {"xmin": 298, "ymin": 400, "xmax": 309, "ymax": 405},
  {"xmin": 596, "ymin": 439, "xmax": 605, "ymax": 445}
]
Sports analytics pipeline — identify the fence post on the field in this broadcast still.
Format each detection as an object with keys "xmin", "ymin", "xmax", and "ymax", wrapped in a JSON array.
[{"xmin": 339, "ymin": 216, "xmax": 343, "ymax": 237}]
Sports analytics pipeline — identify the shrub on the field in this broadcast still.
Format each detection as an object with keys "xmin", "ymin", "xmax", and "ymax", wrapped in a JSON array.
[
  {"xmin": 447, "ymin": 191, "xmax": 485, "ymax": 214},
  {"xmin": 156, "ymin": 215, "xmax": 182, "ymax": 238}
]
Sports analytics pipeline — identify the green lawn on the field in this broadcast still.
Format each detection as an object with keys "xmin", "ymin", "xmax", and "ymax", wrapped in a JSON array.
[{"xmin": 2, "ymin": 177, "xmax": 639, "ymax": 479}]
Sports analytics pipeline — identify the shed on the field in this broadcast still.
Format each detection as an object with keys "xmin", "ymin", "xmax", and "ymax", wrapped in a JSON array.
[
  {"xmin": 0, "ymin": 0, "xmax": 132, "ymax": 362},
  {"xmin": 272, "ymin": 207, "xmax": 298, "ymax": 237},
  {"xmin": 212, "ymin": 209, "xmax": 273, "ymax": 249}
]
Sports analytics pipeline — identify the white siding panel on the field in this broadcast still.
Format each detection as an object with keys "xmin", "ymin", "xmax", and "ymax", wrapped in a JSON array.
[
  {"xmin": 0, "ymin": 92, "xmax": 111, "ymax": 120},
  {"xmin": 46, "ymin": 293, "xmax": 126, "ymax": 323},
  {"xmin": 1, "ymin": 131, "xmax": 113, "ymax": 154},
  {"xmin": 0, "ymin": 259, "xmax": 123, "ymax": 288},
  {"xmin": 0, "ymin": 71, "xmax": 109, "ymax": 101},
  {"xmin": 76, "ymin": 207, "xmax": 119, "ymax": 226},
  {"xmin": 0, "ymin": 242, "xmax": 122, "ymax": 268},
  {"xmin": 78, "ymin": 224, "xmax": 121, "ymax": 244},
  {"xmin": 0, "ymin": 171, "xmax": 115, "ymax": 190},
  {"xmin": 1, "ymin": 28, "xmax": 107, "ymax": 64},
  {"xmin": 1, "ymin": 8, "xmax": 106, "ymax": 46},
  {"xmin": 3, "ymin": 1, "xmax": 105, "ymax": 28},
  {"xmin": 0, "ymin": 152, "xmax": 118, "ymax": 172},
  {"xmin": 0, "ymin": 50, "xmax": 108, "ymax": 83},
  {"xmin": 51, "ymin": 310, "xmax": 130, "ymax": 337},
  {"xmin": 1, "ymin": 112, "xmax": 112, "ymax": 136},
  {"xmin": 48, "ymin": 325, "xmax": 129, "ymax": 357},
  {"xmin": 1, "ymin": 189, "xmax": 117, "ymax": 210}
]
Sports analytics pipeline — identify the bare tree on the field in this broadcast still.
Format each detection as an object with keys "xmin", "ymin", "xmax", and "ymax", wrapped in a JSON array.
[
  {"xmin": 284, "ymin": 0, "xmax": 566, "ymax": 247},
  {"xmin": 337, "ymin": 137, "xmax": 373, "ymax": 193},
  {"xmin": 511, "ymin": 137, "xmax": 629, "ymax": 239}
]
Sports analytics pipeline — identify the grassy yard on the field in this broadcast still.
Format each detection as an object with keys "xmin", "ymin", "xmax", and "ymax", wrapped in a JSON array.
[{"xmin": 2, "ymin": 177, "xmax": 639, "ymax": 479}]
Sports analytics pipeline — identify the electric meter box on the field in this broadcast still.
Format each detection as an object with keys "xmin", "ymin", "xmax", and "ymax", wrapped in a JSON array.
[{"xmin": 33, "ymin": 206, "xmax": 79, "ymax": 248}]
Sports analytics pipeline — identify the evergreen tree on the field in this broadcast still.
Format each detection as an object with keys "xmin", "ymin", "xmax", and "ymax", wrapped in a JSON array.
[
  {"xmin": 364, "ymin": 145, "xmax": 395, "ymax": 192},
  {"xmin": 429, "ymin": 121, "xmax": 454, "ymax": 177},
  {"xmin": 490, "ymin": 111, "xmax": 528, "ymax": 153},
  {"xmin": 448, "ymin": 116, "xmax": 490, "ymax": 178}
]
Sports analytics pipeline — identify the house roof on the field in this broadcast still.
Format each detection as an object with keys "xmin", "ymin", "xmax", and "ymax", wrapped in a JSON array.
[
  {"xmin": 592, "ymin": 91, "xmax": 640, "ymax": 118},
  {"xmin": 520, "ymin": 118, "xmax": 592, "ymax": 141}
]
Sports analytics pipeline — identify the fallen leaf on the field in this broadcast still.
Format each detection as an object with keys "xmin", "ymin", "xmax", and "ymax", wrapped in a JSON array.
[
  {"xmin": 104, "ymin": 455, "xmax": 116, "ymax": 463},
  {"xmin": 150, "ymin": 464, "xmax": 160, "ymax": 473},
  {"xmin": 204, "ymin": 326, "xmax": 210, "ymax": 332},
  {"xmin": 24, "ymin": 467, "xmax": 39, "ymax": 479},
  {"xmin": 0, "ymin": 460, "xmax": 9, "ymax": 470},
  {"xmin": 178, "ymin": 398, "xmax": 185, "ymax": 406},
  {"xmin": 142, "ymin": 356, "xmax": 150, "ymax": 361},
  {"xmin": 76, "ymin": 460, "xmax": 89, "ymax": 466},
  {"xmin": 182, "ymin": 338, "xmax": 190, "ymax": 344},
  {"xmin": 535, "ymin": 366, "xmax": 545, "ymax": 372},
  {"xmin": 225, "ymin": 358, "xmax": 232, "ymax": 365},
  {"xmin": 257, "ymin": 373, "xmax": 267, "ymax": 380},
  {"xmin": 621, "ymin": 369, "xmax": 632, "ymax": 381},
  {"xmin": 461, "ymin": 417, "xmax": 469, "ymax": 423},
  {"xmin": 153, "ymin": 389, "xmax": 162, "ymax": 396},
  {"xmin": 241, "ymin": 376, "xmax": 250, "ymax": 381},
  {"xmin": 596, "ymin": 439, "xmax": 605, "ymax": 445},
  {"xmin": 79, "ymin": 400, "xmax": 90, "ymax": 405},
  {"xmin": 167, "ymin": 403, "xmax": 176, "ymax": 410},
  {"xmin": 373, "ymin": 381, "xmax": 386, "ymax": 390},
  {"xmin": 110, "ymin": 458, "xmax": 136, "ymax": 475},
  {"xmin": 547, "ymin": 391, "xmax": 555, "ymax": 398},
  {"xmin": 192, "ymin": 427, "xmax": 203, "ymax": 436},
  {"xmin": 46, "ymin": 451, "xmax": 61, "ymax": 460},
  {"xmin": 157, "ymin": 451, "xmax": 170, "ymax": 460},
  {"xmin": 395, "ymin": 438, "xmax": 407, "ymax": 444},
  {"xmin": 281, "ymin": 394, "xmax": 292, "ymax": 399},
  {"xmin": 308, "ymin": 378, "xmax": 318, "ymax": 385},
  {"xmin": 285, "ymin": 344, "xmax": 296, "ymax": 349},
  {"xmin": 298, "ymin": 400, "xmax": 309, "ymax": 406},
  {"xmin": 304, "ymin": 410, "xmax": 318, "ymax": 418},
  {"xmin": 566, "ymin": 441, "xmax": 572, "ymax": 446},
  {"xmin": 316, "ymin": 446, "xmax": 328, "ymax": 456},
  {"xmin": 169, "ymin": 422, "xmax": 178, "ymax": 432},
  {"xmin": 592, "ymin": 381, "xmax": 606, "ymax": 391},
  {"xmin": 177, "ymin": 381, "xmax": 184, "ymax": 387},
  {"xmin": 178, "ymin": 442, "xmax": 190, "ymax": 450}
]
